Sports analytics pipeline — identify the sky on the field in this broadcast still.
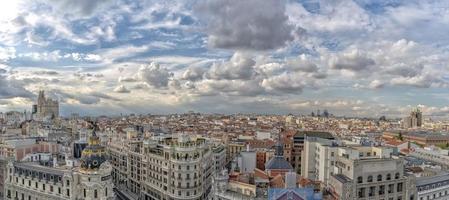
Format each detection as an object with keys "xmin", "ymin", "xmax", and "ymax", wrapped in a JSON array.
[{"xmin": 1, "ymin": 0, "xmax": 449, "ymax": 118}]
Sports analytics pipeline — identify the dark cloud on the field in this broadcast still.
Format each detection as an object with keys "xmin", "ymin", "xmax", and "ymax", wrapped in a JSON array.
[
  {"xmin": 55, "ymin": 90, "xmax": 119, "ymax": 105},
  {"xmin": 287, "ymin": 58, "xmax": 318, "ymax": 73},
  {"xmin": 196, "ymin": 0, "xmax": 296, "ymax": 50},
  {"xmin": 0, "ymin": 75, "xmax": 33, "ymax": 99},
  {"xmin": 330, "ymin": 51, "xmax": 375, "ymax": 71},
  {"xmin": 383, "ymin": 64, "xmax": 422, "ymax": 77},
  {"xmin": 33, "ymin": 70, "xmax": 59, "ymax": 75}
]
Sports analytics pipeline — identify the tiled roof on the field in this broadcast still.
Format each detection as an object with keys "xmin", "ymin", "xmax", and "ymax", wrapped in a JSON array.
[{"xmin": 265, "ymin": 156, "xmax": 293, "ymax": 170}]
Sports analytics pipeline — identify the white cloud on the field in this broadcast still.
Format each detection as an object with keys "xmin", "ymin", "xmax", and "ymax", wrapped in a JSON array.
[
  {"xmin": 136, "ymin": 62, "xmax": 173, "ymax": 88},
  {"xmin": 114, "ymin": 85, "xmax": 130, "ymax": 93}
]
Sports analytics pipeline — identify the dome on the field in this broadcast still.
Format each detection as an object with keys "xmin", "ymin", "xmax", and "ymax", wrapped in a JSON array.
[{"xmin": 80, "ymin": 122, "xmax": 107, "ymax": 171}]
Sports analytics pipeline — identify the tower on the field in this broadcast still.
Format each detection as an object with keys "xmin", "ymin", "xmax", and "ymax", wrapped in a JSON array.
[
  {"xmin": 34, "ymin": 90, "xmax": 59, "ymax": 120},
  {"xmin": 265, "ymin": 131, "xmax": 293, "ymax": 177},
  {"xmin": 76, "ymin": 121, "xmax": 114, "ymax": 200}
]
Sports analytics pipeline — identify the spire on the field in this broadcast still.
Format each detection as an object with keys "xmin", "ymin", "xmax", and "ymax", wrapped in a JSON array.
[
  {"xmin": 38, "ymin": 90, "xmax": 45, "ymax": 104},
  {"xmin": 275, "ymin": 129, "xmax": 284, "ymax": 156}
]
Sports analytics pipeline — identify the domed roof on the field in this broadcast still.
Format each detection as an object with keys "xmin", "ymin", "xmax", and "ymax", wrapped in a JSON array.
[{"xmin": 80, "ymin": 122, "xmax": 107, "ymax": 171}]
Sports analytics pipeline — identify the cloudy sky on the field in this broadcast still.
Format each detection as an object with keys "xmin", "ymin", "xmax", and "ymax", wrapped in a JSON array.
[{"xmin": 1, "ymin": 0, "xmax": 449, "ymax": 117}]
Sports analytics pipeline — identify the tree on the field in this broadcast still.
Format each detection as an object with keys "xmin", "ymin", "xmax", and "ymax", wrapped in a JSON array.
[{"xmin": 398, "ymin": 132, "xmax": 403, "ymax": 141}]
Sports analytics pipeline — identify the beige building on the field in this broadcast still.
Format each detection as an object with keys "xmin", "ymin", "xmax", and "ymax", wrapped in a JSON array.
[
  {"xmin": 301, "ymin": 137, "xmax": 416, "ymax": 200},
  {"xmin": 3, "ymin": 129, "xmax": 114, "ymax": 200},
  {"xmin": 109, "ymin": 134, "xmax": 224, "ymax": 200}
]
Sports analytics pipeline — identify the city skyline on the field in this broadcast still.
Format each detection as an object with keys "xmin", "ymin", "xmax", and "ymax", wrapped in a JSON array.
[{"xmin": 2, "ymin": 0, "xmax": 449, "ymax": 117}]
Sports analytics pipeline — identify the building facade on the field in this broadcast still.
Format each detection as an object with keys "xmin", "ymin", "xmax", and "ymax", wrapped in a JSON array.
[
  {"xmin": 3, "ymin": 127, "xmax": 114, "ymax": 200},
  {"xmin": 403, "ymin": 108, "xmax": 423, "ymax": 129},
  {"xmin": 301, "ymin": 137, "xmax": 416, "ymax": 200},
  {"xmin": 416, "ymin": 173, "xmax": 449, "ymax": 200},
  {"xmin": 109, "ymin": 134, "xmax": 221, "ymax": 200}
]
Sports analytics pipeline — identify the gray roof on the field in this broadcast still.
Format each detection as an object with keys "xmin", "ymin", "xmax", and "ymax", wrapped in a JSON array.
[
  {"xmin": 332, "ymin": 174, "xmax": 352, "ymax": 184},
  {"xmin": 265, "ymin": 156, "xmax": 293, "ymax": 170},
  {"xmin": 294, "ymin": 131, "xmax": 334, "ymax": 139},
  {"xmin": 15, "ymin": 162, "xmax": 69, "ymax": 176},
  {"xmin": 416, "ymin": 173, "xmax": 449, "ymax": 187}
]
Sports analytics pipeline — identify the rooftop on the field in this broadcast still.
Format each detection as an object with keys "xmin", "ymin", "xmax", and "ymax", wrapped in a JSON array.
[{"xmin": 416, "ymin": 173, "xmax": 449, "ymax": 187}]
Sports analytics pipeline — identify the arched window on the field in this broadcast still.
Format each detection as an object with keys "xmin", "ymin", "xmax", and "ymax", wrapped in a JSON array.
[
  {"xmin": 377, "ymin": 174, "xmax": 382, "ymax": 181},
  {"xmin": 395, "ymin": 172, "xmax": 400, "ymax": 179},
  {"xmin": 386, "ymin": 173, "xmax": 391, "ymax": 180},
  {"xmin": 367, "ymin": 175, "xmax": 373, "ymax": 182},
  {"xmin": 357, "ymin": 176, "xmax": 363, "ymax": 183}
]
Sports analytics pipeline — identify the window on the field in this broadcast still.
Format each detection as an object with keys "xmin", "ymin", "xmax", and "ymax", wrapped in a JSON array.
[
  {"xmin": 66, "ymin": 189, "xmax": 70, "ymax": 197},
  {"xmin": 83, "ymin": 189, "xmax": 86, "ymax": 197},
  {"xmin": 388, "ymin": 184, "xmax": 394, "ymax": 194},
  {"xmin": 387, "ymin": 173, "xmax": 391, "ymax": 180},
  {"xmin": 358, "ymin": 188, "xmax": 366, "ymax": 198},
  {"xmin": 368, "ymin": 176, "xmax": 373, "ymax": 182},
  {"xmin": 94, "ymin": 190, "xmax": 98, "ymax": 198},
  {"xmin": 395, "ymin": 173, "xmax": 400, "ymax": 179},
  {"xmin": 377, "ymin": 174, "xmax": 382, "ymax": 181},
  {"xmin": 105, "ymin": 188, "xmax": 108, "ymax": 196},
  {"xmin": 369, "ymin": 186, "xmax": 375, "ymax": 197},
  {"xmin": 397, "ymin": 183, "xmax": 403, "ymax": 192},
  {"xmin": 357, "ymin": 176, "xmax": 363, "ymax": 183},
  {"xmin": 379, "ymin": 185, "xmax": 385, "ymax": 195}
]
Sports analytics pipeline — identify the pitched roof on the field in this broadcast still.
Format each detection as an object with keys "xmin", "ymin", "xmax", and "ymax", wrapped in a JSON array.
[{"xmin": 265, "ymin": 156, "xmax": 293, "ymax": 170}]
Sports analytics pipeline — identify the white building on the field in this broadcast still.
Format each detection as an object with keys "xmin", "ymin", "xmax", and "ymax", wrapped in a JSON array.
[
  {"xmin": 109, "ymin": 134, "xmax": 218, "ymax": 200},
  {"xmin": 416, "ymin": 173, "xmax": 449, "ymax": 200},
  {"xmin": 410, "ymin": 147, "xmax": 449, "ymax": 168},
  {"xmin": 237, "ymin": 148, "xmax": 256, "ymax": 174},
  {"xmin": 256, "ymin": 131, "xmax": 271, "ymax": 140},
  {"xmin": 301, "ymin": 137, "xmax": 417, "ymax": 200}
]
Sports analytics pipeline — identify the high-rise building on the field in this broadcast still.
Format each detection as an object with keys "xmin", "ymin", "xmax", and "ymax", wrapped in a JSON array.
[
  {"xmin": 403, "ymin": 108, "xmax": 423, "ymax": 129},
  {"xmin": 293, "ymin": 131, "xmax": 334, "ymax": 175},
  {"xmin": 33, "ymin": 90, "xmax": 59, "ymax": 120}
]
